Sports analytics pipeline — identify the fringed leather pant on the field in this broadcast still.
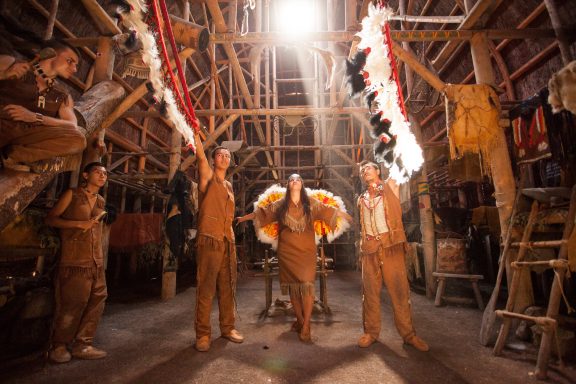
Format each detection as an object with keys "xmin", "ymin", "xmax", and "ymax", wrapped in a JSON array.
[
  {"xmin": 361, "ymin": 243, "xmax": 417, "ymax": 341},
  {"xmin": 52, "ymin": 266, "xmax": 107, "ymax": 346},
  {"xmin": 195, "ymin": 237, "xmax": 237, "ymax": 339}
]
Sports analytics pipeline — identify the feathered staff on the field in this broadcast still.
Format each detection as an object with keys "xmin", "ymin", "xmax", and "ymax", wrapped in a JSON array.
[
  {"xmin": 114, "ymin": 0, "xmax": 197, "ymax": 148},
  {"xmin": 345, "ymin": 4, "xmax": 423, "ymax": 183}
]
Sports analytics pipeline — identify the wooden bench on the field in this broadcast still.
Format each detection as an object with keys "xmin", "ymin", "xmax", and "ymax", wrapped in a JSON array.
[{"xmin": 432, "ymin": 272, "xmax": 484, "ymax": 310}]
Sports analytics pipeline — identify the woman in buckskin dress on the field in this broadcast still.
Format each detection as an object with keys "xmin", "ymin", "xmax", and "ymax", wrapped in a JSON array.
[{"xmin": 237, "ymin": 174, "xmax": 351, "ymax": 342}]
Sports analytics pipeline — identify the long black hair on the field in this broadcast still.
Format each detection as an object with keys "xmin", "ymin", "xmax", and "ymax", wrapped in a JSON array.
[{"xmin": 275, "ymin": 174, "xmax": 311, "ymax": 223}]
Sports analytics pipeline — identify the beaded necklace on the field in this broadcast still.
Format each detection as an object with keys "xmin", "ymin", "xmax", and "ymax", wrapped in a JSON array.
[
  {"xmin": 361, "ymin": 191, "xmax": 382, "ymax": 210},
  {"xmin": 33, "ymin": 63, "xmax": 54, "ymax": 109}
]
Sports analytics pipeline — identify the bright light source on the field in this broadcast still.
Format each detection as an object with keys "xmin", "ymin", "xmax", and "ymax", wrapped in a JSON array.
[{"xmin": 275, "ymin": 0, "xmax": 315, "ymax": 36}]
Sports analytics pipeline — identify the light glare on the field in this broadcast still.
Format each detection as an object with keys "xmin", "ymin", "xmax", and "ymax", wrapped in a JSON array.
[{"xmin": 276, "ymin": 0, "xmax": 315, "ymax": 35}]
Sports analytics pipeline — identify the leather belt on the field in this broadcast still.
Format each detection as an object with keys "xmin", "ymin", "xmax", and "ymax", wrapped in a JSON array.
[{"xmin": 365, "ymin": 233, "xmax": 386, "ymax": 241}]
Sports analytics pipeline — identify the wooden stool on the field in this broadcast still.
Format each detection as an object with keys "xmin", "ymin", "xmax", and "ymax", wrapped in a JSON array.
[{"xmin": 433, "ymin": 272, "xmax": 484, "ymax": 310}]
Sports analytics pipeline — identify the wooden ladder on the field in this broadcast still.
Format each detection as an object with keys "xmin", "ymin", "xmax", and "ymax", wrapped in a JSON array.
[{"xmin": 492, "ymin": 186, "xmax": 576, "ymax": 379}]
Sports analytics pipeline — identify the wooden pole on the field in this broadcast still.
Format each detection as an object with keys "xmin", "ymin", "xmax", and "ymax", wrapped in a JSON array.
[
  {"xmin": 43, "ymin": 0, "xmax": 59, "ymax": 39},
  {"xmin": 399, "ymin": 0, "xmax": 437, "ymax": 299},
  {"xmin": 543, "ymin": 0, "xmax": 573, "ymax": 65},
  {"xmin": 391, "ymin": 42, "xmax": 446, "ymax": 93},
  {"xmin": 161, "ymin": 2, "xmax": 190, "ymax": 301},
  {"xmin": 209, "ymin": 29, "xmax": 557, "ymax": 43},
  {"xmin": 469, "ymin": 31, "xmax": 533, "ymax": 317}
]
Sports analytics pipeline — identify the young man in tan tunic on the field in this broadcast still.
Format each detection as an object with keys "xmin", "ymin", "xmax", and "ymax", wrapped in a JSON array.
[
  {"xmin": 194, "ymin": 132, "xmax": 243, "ymax": 352},
  {"xmin": 0, "ymin": 41, "xmax": 86, "ymax": 172},
  {"xmin": 357, "ymin": 161, "xmax": 429, "ymax": 352},
  {"xmin": 45, "ymin": 162, "xmax": 109, "ymax": 363}
]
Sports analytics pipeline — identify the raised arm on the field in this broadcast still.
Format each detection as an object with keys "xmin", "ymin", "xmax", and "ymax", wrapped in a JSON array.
[
  {"xmin": 386, "ymin": 177, "xmax": 400, "ymax": 199},
  {"xmin": 194, "ymin": 131, "xmax": 213, "ymax": 193}
]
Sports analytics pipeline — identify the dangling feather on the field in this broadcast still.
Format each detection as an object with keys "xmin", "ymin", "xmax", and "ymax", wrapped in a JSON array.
[
  {"xmin": 369, "ymin": 115, "xmax": 391, "ymax": 139},
  {"xmin": 158, "ymin": 99, "xmax": 168, "ymax": 117},
  {"xmin": 369, "ymin": 112, "xmax": 383, "ymax": 127},
  {"xmin": 365, "ymin": 91, "xmax": 378, "ymax": 111},
  {"xmin": 395, "ymin": 157, "xmax": 410, "ymax": 179},
  {"xmin": 374, "ymin": 137, "xmax": 396, "ymax": 167},
  {"xmin": 345, "ymin": 50, "xmax": 367, "ymax": 75},
  {"xmin": 145, "ymin": 81, "xmax": 155, "ymax": 93},
  {"xmin": 346, "ymin": 73, "xmax": 366, "ymax": 98}
]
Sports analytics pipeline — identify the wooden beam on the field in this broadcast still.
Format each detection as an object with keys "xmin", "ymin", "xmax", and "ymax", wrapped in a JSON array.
[
  {"xmin": 79, "ymin": 0, "xmax": 122, "ymax": 35},
  {"xmin": 109, "ymin": 173, "xmax": 169, "ymax": 180},
  {"xmin": 329, "ymin": 170, "xmax": 355, "ymax": 190},
  {"xmin": 109, "ymin": 155, "xmax": 132, "ymax": 172},
  {"xmin": 331, "ymin": 147, "xmax": 357, "ymax": 167},
  {"xmin": 432, "ymin": 0, "xmax": 505, "ymax": 70},
  {"xmin": 203, "ymin": 114, "xmax": 240, "ymax": 148},
  {"xmin": 125, "ymin": 107, "xmax": 369, "ymax": 117},
  {"xmin": 210, "ymin": 29, "xmax": 557, "ymax": 43},
  {"xmin": 105, "ymin": 130, "xmax": 167, "ymax": 171},
  {"xmin": 392, "ymin": 42, "xmax": 446, "ymax": 92}
]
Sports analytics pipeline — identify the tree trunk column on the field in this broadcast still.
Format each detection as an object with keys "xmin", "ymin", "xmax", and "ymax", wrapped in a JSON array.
[
  {"xmin": 543, "ymin": 0, "xmax": 573, "ymax": 65},
  {"xmin": 470, "ymin": 32, "xmax": 532, "ymax": 314},
  {"xmin": 410, "ymin": 117, "xmax": 437, "ymax": 298},
  {"xmin": 470, "ymin": 32, "xmax": 515, "ymax": 242},
  {"xmin": 161, "ymin": 1, "xmax": 189, "ymax": 301},
  {"xmin": 399, "ymin": 0, "xmax": 436, "ymax": 298}
]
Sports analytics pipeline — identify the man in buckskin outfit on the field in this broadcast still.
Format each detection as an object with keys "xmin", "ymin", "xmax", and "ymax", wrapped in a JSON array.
[
  {"xmin": 193, "ymin": 131, "xmax": 243, "ymax": 352},
  {"xmin": 45, "ymin": 162, "xmax": 109, "ymax": 363},
  {"xmin": 0, "ymin": 41, "xmax": 86, "ymax": 172},
  {"xmin": 356, "ymin": 160, "xmax": 429, "ymax": 352}
]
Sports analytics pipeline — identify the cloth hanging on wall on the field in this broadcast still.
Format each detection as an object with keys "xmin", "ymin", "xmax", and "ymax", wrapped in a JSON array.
[
  {"xmin": 109, "ymin": 213, "xmax": 163, "ymax": 251},
  {"xmin": 509, "ymin": 91, "xmax": 552, "ymax": 164},
  {"xmin": 444, "ymin": 84, "xmax": 501, "ymax": 178},
  {"xmin": 507, "ymin": 88, "xmax": 576, "ymax": 174}
]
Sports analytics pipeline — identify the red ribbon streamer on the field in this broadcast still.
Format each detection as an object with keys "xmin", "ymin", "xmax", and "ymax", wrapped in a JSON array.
[
  {"xmin": 149, "ymin": 0, "xmax": 199, "ymax": 132},
  {"xmin": 157, "ymin": 0, "xmax": 199, "ymax": 131},
  {"xmin": 383, "ymin": 22, "xmax": 408, "ymax": 121}
]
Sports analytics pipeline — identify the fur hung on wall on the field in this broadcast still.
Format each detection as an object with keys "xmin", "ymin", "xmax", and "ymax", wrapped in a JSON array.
[{"xmin": 548, "ymin": 60, "xmax": 576, "ymax": 116}]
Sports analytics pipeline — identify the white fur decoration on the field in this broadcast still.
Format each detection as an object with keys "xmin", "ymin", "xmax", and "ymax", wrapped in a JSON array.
[
  {"xmin": 119, "ymin": 0, "xmax": 195, "ymax": 147},
  {"xmin": 355, "ymin": 4, "xmax": 423, "ymax": 184},
  {"xmin": 307, "ymin": 188, "xmax": 351, "ymax": 244}
]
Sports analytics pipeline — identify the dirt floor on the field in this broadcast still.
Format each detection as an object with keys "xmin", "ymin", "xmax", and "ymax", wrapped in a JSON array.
[{"xmin": 1, "ymin": 270, "xmax": 575, "ymax": 384}]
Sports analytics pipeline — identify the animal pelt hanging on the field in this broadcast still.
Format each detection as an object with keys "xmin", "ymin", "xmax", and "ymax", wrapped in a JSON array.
[
  {"xmin": 548, "ymin": 60, "xmax": 576, "ymax": 115},
  {"xmin": 444, "ymin": 84, "xmax": 502, "ymax": 178}
]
